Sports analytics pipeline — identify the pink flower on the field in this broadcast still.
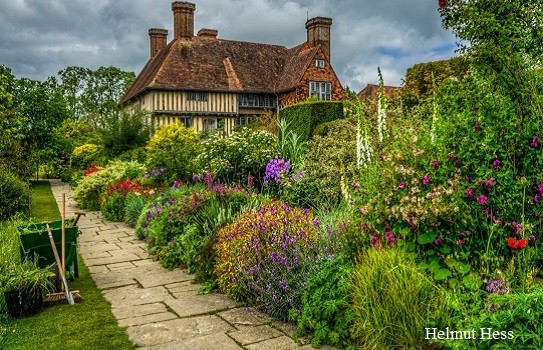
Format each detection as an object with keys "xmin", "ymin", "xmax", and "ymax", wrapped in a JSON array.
[
  {"xmin": 530, "ymin": 136, "xmax": 540, "ymax": 148},
  {"xmin": 485, "ymin": 178, "xmax": 496, "ymax": 189},
  {"xmin": 397, "ymin": 182, "xmax": 407, "ymax": 189},
  {"xmin": 422, "ymin": 174, "xmax": 430, "ymax": 185},
  {"xmin": 477, "ymin": 194, "xmax": 488, "ymax": 206},
  {"xmin": 492, "ymin": 159, "xmax": 501, "ymax": 172},
  {"xmin": 466, "ymin": 188, "xmax": 474, "ymax": 197}
]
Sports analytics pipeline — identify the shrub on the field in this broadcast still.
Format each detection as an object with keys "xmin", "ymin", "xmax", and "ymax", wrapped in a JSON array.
[
  {"xmin": 350, "ymin": 247, "xmax": 449, "ymax": 350},
  {"xmin": 124, "ymin": 192, "xmax": 147, "ymax": 228},
  {"xmin": 300, "ymin": 118, "xmax": 358, "ymax": 206},
  {"xmin": 197, "ymin": 128, "xmax": 277, "ymax": 187},
  {"xmin": 72, "ymin": 160, "xmax": 144, "ymax": 210},
  {"xmin": 70, "ymin": 143, "xmax": 103, "ymax": 170},
  {"xmin": 279, "ymin": 100, "xmax": 344, "ymax": 141},
  {"xmin": 447, "ymin": 290, "xmax": 543, "ymax": 350},
  {"xmin": 214, "ymin": 200, "xmax": 322, "ymax": 321},
  {"xmin": 145, "ymin": 123, "xmax": 201, "ymax": 183},
  {"xmin": 296, "ymin": 254, "xmax": 355, "ymax": 349},
  {"xmin": 0, "ymin": 170, "xmax": 28, "ymax": 220},
  {"xmin": 100, "ymin": 179, "xmax": 144, "ymax": 222}
]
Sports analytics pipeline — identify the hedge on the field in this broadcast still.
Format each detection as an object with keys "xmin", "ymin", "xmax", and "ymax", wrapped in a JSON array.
[{"xmin": 279, "ymin": 100, "xmax": 344, "ymax": 141}]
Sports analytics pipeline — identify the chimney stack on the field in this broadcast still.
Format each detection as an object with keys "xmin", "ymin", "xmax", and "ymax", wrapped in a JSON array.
[
  {"xmin": 197, "ymin": 28, "xmax": 218, "ymax": 39},
  {"xmin": 305, "ymin": 17, "xmax": 333, "ymax": 62},
  {"xmin": 172, "ymin": 1, "xmax": 196, "ymax": 40},
  {"xmin": 148, "ymin": 28, "xmax": 168, "ymax": 58}
]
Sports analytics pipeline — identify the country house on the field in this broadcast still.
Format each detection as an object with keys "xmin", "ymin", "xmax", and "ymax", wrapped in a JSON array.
[{"xmin": 121, "ymin": 1, "xmax": 343, "ymax": 133}]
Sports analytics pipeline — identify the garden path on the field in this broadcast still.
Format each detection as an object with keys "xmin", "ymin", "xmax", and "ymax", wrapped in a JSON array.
[{"xmin": 49, "ymin": 180, "xmax": 332, "ymax": 350}]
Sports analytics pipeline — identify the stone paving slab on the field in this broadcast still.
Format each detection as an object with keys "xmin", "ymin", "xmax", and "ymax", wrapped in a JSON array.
[
  {"xmin": 126, "ymin": 315, "xmax": 234, "ymax": 347},
  {"xmin": 48, "ymin": 179, "xmax": 331, "ymax": 350},
  {"xmin": 138, "ymin": 332, "xmax": 243, "ymax": 350}
]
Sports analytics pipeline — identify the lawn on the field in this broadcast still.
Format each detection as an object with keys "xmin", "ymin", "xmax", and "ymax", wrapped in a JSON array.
[{"xmin": 1, "ymin": 181, "xmax": 135, "ymax": 350}]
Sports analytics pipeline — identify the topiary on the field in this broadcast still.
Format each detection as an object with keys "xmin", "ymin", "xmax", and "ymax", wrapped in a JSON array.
[{"xmin": 0, "ymin": 170, "xmax": 28, "ymax": 220}]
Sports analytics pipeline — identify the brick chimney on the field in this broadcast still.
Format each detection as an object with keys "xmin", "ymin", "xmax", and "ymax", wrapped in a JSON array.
[
  {"xmin": 172, "ymin": 1, "xmax": 196, "ymax": 40},
  {"xmin": 148, "ymin": 28, "xmax": 168, "ymax": 58},
  {"xmin": 197, "ymin": 28, "xmax": 218, "ymax": 39},
  {"xmin": 305, "ymin": 17, "xmax": 333, "ymax": 62}
]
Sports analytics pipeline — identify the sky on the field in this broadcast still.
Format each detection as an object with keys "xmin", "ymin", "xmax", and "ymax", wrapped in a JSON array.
[{"xmin": 0, "ymin": 0, "xmax": 458, "ymax": 93}]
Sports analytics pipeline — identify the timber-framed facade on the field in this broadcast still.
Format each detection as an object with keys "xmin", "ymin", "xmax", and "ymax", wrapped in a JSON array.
[{"xmin": 122, "ymin": 1, "xmax": 343, "ymax": 133}]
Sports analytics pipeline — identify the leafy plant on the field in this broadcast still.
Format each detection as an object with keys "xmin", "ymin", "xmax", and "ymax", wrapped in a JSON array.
[
  {"xmin": 296, "ymin": 254, "xmax": 355, "ymax": 349},
  {"xmin": 124, "ymin": 192, "xmax": 147, "ymax": 228},
  {"xmin": 145, "ymin": 123, "xmax": 201, "ymax": 183},
  {"xmin": 0, "ymin": 170, "xmax": 29, "ymax": 220},
  {"xmin": 100, "ymin": 179, "xmax": 144, "ymax": 222},
  {"xmin": 350, "ymin": 247, "xmax": 450, "ymax": 350}
]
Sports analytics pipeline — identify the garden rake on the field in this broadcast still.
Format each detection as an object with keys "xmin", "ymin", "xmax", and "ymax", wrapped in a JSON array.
[{"xmin": 45, "ymin": 222, "xmax": 77, "ymax": 305}]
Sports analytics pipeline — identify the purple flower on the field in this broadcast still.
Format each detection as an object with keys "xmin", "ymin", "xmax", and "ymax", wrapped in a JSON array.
[
  {"xmin": 422, "ymin": 174, "xmax": 430, "ymax": 185},
  {"xmin": 434, "ymin": 238, "xmax": 442, "ymax": 246},
  {"xmin": 370, "ymin": 234, "xmax": 381, "ymax": 248},
  {"xmin": 312, "ymin": 218, "xmax": 321, "ymax": 227},
  {"xmin": 530, "ymin": 136, "xmax": 540, "ymax": 148},
  {"xmin": 529, "ymin": 235, "xmax": 537, "ymax": 242},
  {"xmin": 192, "ymin": 174, "xmax": 201, "ymax": 183},
  {"xmin": 485, "ymin": 177, "xmax": 496, "ymax": 189},
  {"xmin": 492, "ymin": 159, "xmax": 501, "ymax": 172},
  {"xmin": 477, "ymin": 194, "xmax": 488, "ymax": 206},
  {"xmin": 263, "ymin": 156, "xmax": 291, "ymax": 185},
  {"xmin": 431, "ymin": 160, "xmax": 441, "ymax": 169},
  {"xmin": 511, "ymin": 221, "xmax": 522, "ymax": 235},
  {"xmin": 279, "ymin": 280, "xmax": 288, "ymax": 291},
  {"xmin": 535, "ymin": 194, "xmax": 542, "ymax": 203},
  {"xmin": 466, "ymin": 188, "xmax": 474, "ymax": 197},
  {"xmin": 485, "ymin": 277, "xmax": 510, "ymax": 295}
]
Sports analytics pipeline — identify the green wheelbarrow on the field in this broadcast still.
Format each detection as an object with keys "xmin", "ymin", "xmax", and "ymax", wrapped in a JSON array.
[{"xmin": 17, "ymin": 214, "xmax": 84, "ymax": 279}]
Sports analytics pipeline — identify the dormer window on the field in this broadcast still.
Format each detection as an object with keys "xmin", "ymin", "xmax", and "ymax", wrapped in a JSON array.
[{"xmin": 316, "ymin": 59, "xmax": 325, "ymax": 68}]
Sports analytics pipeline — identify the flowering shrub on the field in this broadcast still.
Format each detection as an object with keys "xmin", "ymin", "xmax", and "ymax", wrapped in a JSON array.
[
  {"xmin": 214, "ymin": 201, "xmax": 322, "ymax": 320},
  {"xmin": 197, "ymin": 128, "xmax": 277, "ymax": 187},
  {"xmin": 71, "ymin": 143, "xmax": 103, "ymax": 170},
  {"xmin": 83, "ymin": 165, "xmax": 99, "ymax": 177},
  {"xmin": 263, "ymin": 157, "xmax": 291, "ymax": 185},
  {"xmin": 145, "ymin": 123, "xmax": 201, "ymax": 183},
  {"xmin": 73, "ymin": 160, "xmax": 144, "ymax": 210},
  {"xmin": 100, "ymin": 179, "xmax": 144, "ymax": 222}
]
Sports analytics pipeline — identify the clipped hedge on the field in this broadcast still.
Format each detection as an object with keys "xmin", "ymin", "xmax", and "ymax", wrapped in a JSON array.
[{"xmin": 279, "ymin": 101, "xmax": 344, "ymax": 141}]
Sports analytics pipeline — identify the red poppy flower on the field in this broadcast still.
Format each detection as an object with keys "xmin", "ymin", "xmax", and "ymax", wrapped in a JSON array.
[
  {"xmin": 438, "ymin": 0, "xmax": 447, "ymax": 9},
  {"xmin": 507, "ymin": 237, "xmax": 527, "ymax": 249}
]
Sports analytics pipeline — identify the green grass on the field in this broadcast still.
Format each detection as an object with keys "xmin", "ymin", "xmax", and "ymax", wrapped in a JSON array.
[
  {"xmin": 29, "ymin": 181, "xmax": 61, "ymax": 222},
  {"xmin": 1, "ymin": 181, "xmax": 136, "ymax": 350}
]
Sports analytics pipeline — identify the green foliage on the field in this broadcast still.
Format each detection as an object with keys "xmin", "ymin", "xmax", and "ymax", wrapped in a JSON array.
[
  {"xmin": 279, "ymin": 100, "xmax": 344, "ymax": 141},
  {"xmin": 100, "ymin": 109, "xmax": 150, "ymax": 159},
  {"xmin": 296, "ymin": 254, "xmax": 355, "ymax": 349},
  {"xmin": 277, "ymin": 118, "xmax": 306, "ymax": 168},
  {"xmin": 72, "ymin": 160, "xmax": 144, "ymax": 210},
  {"xmin": 445, "ymin": 290, "xmax": 543, "ymax": 350},
  {"xmin": 402, "ymin": 56, "xmax": 469, "ymax": 107},
  {"xmin": 350, "ymin": 248, "xmax": 450, "ymax": 350},
  {"xmin": 71, "ymin": 143, "xmax": 103, "ymax": 170},
  {"xmin": 300, "ymin": 118, "xmax": 357, "ymax": 206},
  {"xmin": 146, "ymin": 123, "xmax": 201, "ymax": 183},
  {"xmin": 0, "ymin": 170, "xmax": 29, "ymax": 220},
  {"xmin": 124, "ymin": 193, "xmax": 147, "ymax": 228},
  {"xmin": 197, "ymin": 128, "xmax": 278, "ymax": 186}
]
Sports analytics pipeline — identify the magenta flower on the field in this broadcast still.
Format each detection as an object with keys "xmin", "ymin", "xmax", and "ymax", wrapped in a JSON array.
[
  {"xmin": 370, "ymin": 234, "xmax": 381, "ymax": 248},
  {"xmin": 466, "ymin": 188, "xmax": 474, "ymax": 197},
  {"xmin": 477, "ymin": 194, "xmax": 488, "ymax": 206},
  {"xmin": 492, "ymin": 159, "xmax": 501, "ymax": 172},
  {"xmin": 422, "ymin": 174, "xmax": 430, "ymax": 185},
  {"xmin": 397, "ymin": 182, "xmax": 407, "ymax": 189},
  {"xmin": 530, "ymin": 136, "xmax": 540, "ymax": 148},
  {"xmin": 485, "ymin": 178, "xmax": 496, "ymax": 189},
  {"xmin": 529, "ymin": 235, "xmax": 537, "ymax": 242},
  {"xmin": 431, "ymin": 160, "xmax": 441, "ymax": 169}
]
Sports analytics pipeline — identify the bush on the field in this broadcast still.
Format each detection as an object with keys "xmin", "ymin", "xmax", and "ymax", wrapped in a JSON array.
[
  {"xmin": 279, "ymin": 100, "xmax": 344, "ymax": 141},
  {"xmin": 448, "ymin": 290, "xmax": 543, "ymax": 350},
  {"xmin": 145, "ymin": 123, "xmax": 201, "ymax": 183},
  {"xmin": 71, "ymin": 143, "xmax": 103, "ymax": 170},
  {"xmin": 100, "ymin": 179, "xmax": 144, "ymax": 222},
  {"xmin": 197, "ymin": 128, "xmax": 277, "ymax": 187},
  {"xmin": 0, "ymin": 170, "xmax": 28, "ymax": 220},
  {"xmin": 296, "ymin": 254, "xmax": 356, "ymax": 349},
  {"xmin": 214, "ymin": 200, "xmax": 322, "ymax": 321},
  {"xmin": 72, "ymin": 160, "xmax": 144, "ymax": 210},
  {"xmin": 300, "ymin": 118, "xmax": 358, "ymax": 206},
  {"xmin": 350, "ymin": 247, "xmax": 449, "ymax": 350},
  {"xmin": 124, "ymin": 192, "xmax": 147, "ymax": 228}
]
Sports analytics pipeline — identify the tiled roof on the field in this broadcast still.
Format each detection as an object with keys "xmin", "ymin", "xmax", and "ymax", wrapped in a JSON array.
[
  {"xmin": 122, "ymin": 37, "xmax": 318, "ymax": 103},
  {"xmin": 357, "ymin": 83, "xmax": 403, "ymax": 101}
]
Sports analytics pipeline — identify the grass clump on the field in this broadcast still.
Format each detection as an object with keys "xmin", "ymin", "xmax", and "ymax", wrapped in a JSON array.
[{"xmin": 350, "ymin": 247, "xmax": 449, "ymax": 350}]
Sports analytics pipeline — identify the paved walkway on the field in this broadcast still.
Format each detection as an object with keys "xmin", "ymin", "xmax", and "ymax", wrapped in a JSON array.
[{"xmin": 50, "ymin": 180, "xmax": 331, "ymax": 350}]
